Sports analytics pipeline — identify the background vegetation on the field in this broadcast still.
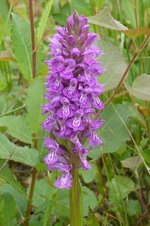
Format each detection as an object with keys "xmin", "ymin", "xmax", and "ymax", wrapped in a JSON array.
[{"xmin": 0, "ymin": 0, "xmax": 150, "ymax": 225}]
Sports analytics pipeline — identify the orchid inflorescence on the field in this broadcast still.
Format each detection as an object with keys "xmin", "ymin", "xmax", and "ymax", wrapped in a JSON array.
[{"xmin": 42, "ymin": 12, "xmax": 105, "ymax": 189}]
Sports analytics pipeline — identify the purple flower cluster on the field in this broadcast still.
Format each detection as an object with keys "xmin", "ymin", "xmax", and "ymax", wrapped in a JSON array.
[{"xmin": 42, "ymin": 12, "xmax": 105, "ymax": 189}]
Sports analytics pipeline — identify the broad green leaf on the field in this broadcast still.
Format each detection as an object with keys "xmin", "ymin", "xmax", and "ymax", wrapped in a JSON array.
[
  {"xmin": 97, "ymin": 40, "xmax": 127, "ymax": 91},
  {"xmin": 0, "ymin": 115, "xmax": 33, "ymax": 144},
  {"xmin": 0, "ymin": 192, "xmax": 17, "ymax": 226},
  {"xmin": 36, "ymin": 0, "xmax": 55, "ymax": 45},
  {"xmin": 0, "ymin": 164, "xmax": 24, "ymax": 194},
  {"xmin": 0, "ymin": 134, "xmax": 39, "ymax": 167},
  {"xmin": 0, "ymin": 184, "xmax": 27, "ymax": 213},
  {"xmin": 127, "ymin": 199, "xmax": 141, "ymax": 216},
  {"xmin": 11, "ymin": 13, "xmax": 32, "ymax": 80},
  {"xmin": 101, "ymin": 105, "xmax": 130, "ymax": 152},
  {"xmin": 89, "ymin": 105, "xmax": 130, "ymax": 158},
  {"xmin": 80, "ymin": 163, "xmax": 96, "ymax": 183},
  {"xmin": 28, "ymin": 178, "xmax": 50, "ymax": 207},
  {"xmin": 83, "ymin": 186, "xmax": 97, "ymax": 216},
  {"xmin": 121, "ymin": 156, "xmax": 142, "ymax": 170},
  {"xmin": 128, "ymin": 104, "xmax": 147, "ymax": 128},
  {"xmin": 88, "ymin": 7, "xmax": 128, "ymax": 30},
  {"xmin": 125, "ymin": 74, "xmax": 150, "ymax": 101},
  {"xmin": 108, "ymin": 176, "xmax": 135, "ymax": 204},
  {"xmin": 26, "ymin": 77, "xmax": 45, "ymax": 133},
  {"xmin": 55, "ymin": 189, "xmax": 70, "ymax": 217}
]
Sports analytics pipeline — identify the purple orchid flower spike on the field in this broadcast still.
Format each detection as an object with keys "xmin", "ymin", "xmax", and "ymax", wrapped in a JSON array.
[{"xmin": 42, "ymin": 11, "xmax": 105, "ymax": 189}]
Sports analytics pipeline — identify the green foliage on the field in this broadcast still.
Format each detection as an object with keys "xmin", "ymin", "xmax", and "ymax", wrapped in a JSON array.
[
  {"xmin": 70, "ymin": 0, "xmax": 91, "ymax": 16},
  {"xmin": 125, "ymin": 74, "xmax": 150, "ymax": 101},
  {"xmin": 101, "ymin": 104, "xmax": 130, "ymax": 152},
  {"xmin": 89, "ymin": 104, "xmax": 130, "ymax": 159},
  {"xmin": 0, "ymin": 184, "xmax": 27, "ymax": 213},
  {"xmin": 121, "ymin": 156, "xmax": 142, "ymax": 170},
  {"xmin": 11, "ymin": 13, "xmax": 32, "ymax": 80},
  {"xmin": 0, "ymin": 115, "xmax": 33, "ymax": 144},
  {"xmin": 0, "ymin": 0, "xmax": 8, "ymax": 19},
  {"xmin": 88, "ymin": 7, "xmax": 128, "ymax": 30},
  {"xmin": 97, "ymin": 40, "xmax": 127, "ymax": 91},
  {"xmin": 36, "ymin": 43, "xmax": 45, "ymax": 76},
  {"xmin": 86, "ymin": 209, "xmax": 99, "ymax": 226},
  {"xmin": 0, "ymin": 164, "xmax": 24, "ymax": 193},
  {"xmin": 0, "ymin": 134, "xmax": 39, "ymax": 167},
  {"xmin": 82, "ymin": 186, "xmax": 97, "ymax": 216},
  {"xmin": 0, "ymin": 70, "xmax": 7, "ymax": 91},
  {"xmin": 0, "ymin": 192, "xmax": 17, "ymax": 226},
  {"xmin": 127, "ymin": 199, "xmax": 142, "ymax": 216},
  {"xmin": 108, "ymin": 176, "xmax": 135, "ymax": 202},
  {"xmin": 36, "ymin": 0, "xmax": 55, "ymax": 45},
  {"xmin": 28, "ymin": 178, "xmax": 50, "ymax": 207},
  {"xmin": 26, "ymin": 77, "xmax": 45, "ymax": 133},
  {"xmin": 80, "ymin": 163, "xmax": 96, "ymax": 183}
]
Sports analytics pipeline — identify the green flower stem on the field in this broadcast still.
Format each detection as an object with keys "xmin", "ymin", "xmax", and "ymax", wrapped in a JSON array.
[{"xmin": 70, "ymin": 154, "xmax": 83, "ymax": 226}]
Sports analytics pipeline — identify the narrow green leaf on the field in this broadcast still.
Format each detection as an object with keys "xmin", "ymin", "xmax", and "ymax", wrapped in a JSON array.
[
  {"xmin": 121, "ymin": 0, "xmax": 136, "ymax": 27},
  {"xmin": 11, "ymin": 13, "xmax": 32, "ymax": 80},
  {"xmin": 125, "ymin": 74, "xmax": 150, "ymax": 101},
  {"xmin": 97, "ymin": 40, "xmax": 127, "ymax": 91},
  {"xmin": 26, "ymin": 77, "xmax": 45, "ymax": 133},
  {"xmin": 0, "ymin": 192, "xmax": 17, "ymax": 226},
  {"xmin": 0, "ymin": 70, "xmax": 7, "ymax": 91},
  {"xmin": 36, "ymin": 43, "xmax": 44, "ymax": 76},
  {"xmin": 88, "ymin": 7, "xmax": 128, "ymax": 30},
  {"xmin": 0, "ymin": 115, "xmax": 33, "ymax": 144},
  {"xmin": 0, "ymin": 134, "xmax": 39, "ymax": 167},
  {"xmin": 36, "ymin": 0, "xmax": 55, "ymax": 45}
]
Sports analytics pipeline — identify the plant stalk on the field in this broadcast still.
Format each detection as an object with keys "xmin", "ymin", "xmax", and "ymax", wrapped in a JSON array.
[
  {"xmin": 70, "ymin": 154, "xmax": 83, "ymax": 226},
  {"xmin": 23, "ymin": 1, "xmax": 37, "ymax": 225}
]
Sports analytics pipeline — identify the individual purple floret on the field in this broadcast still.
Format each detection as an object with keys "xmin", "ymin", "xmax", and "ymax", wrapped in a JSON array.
[{"xmin": 42, "ymin": 12, "xmax": 105, "ymax": 190}]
